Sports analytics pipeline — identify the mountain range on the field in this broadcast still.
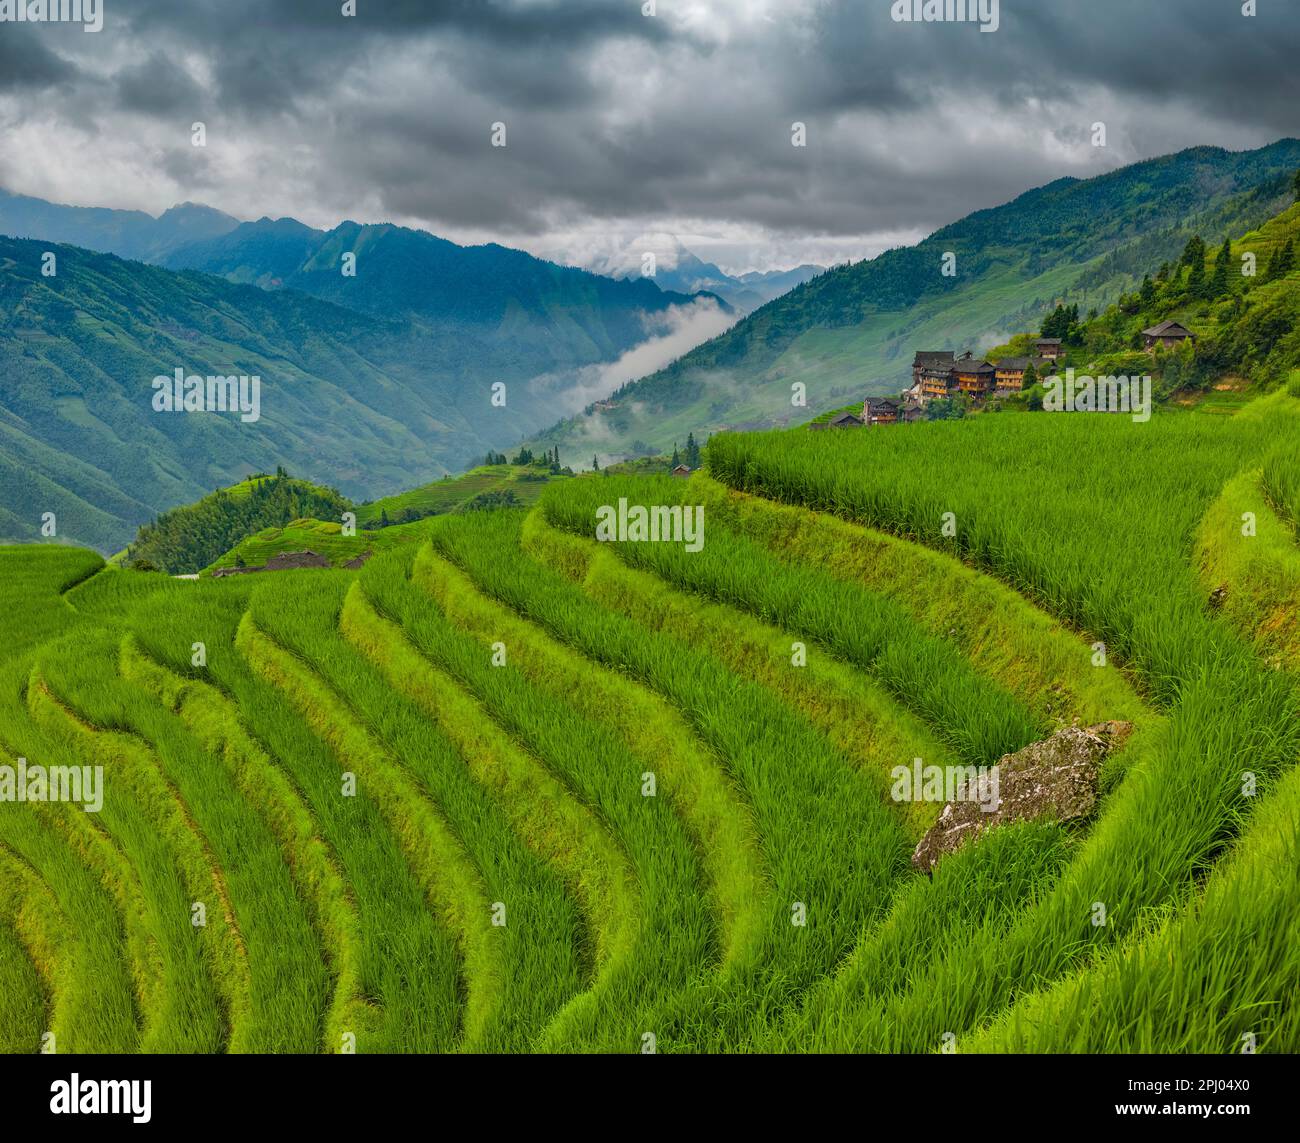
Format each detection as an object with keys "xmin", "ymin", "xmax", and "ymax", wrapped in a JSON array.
[
  {"xmin": 589, "ymin": 240, "xmax": 824, "ymax": 314},
  {"xmin": 5, "ymin": 139, "xmax": 1300, "ymax": 550},
  {"xmin": 531, "ymin": 140, "xmax": 1300, "ymax": 462},
  {"xmin": 0, "ymin": 195, "xmax": 733, "ymax": 551}
]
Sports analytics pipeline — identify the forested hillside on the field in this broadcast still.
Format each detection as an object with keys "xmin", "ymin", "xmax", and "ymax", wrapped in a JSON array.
[
  {"xmin": 125, "ymin": 471, "xmax": 351, "ymax": 575},
  {"xmin": 0, "ymin": 231, "xmax": 703, "ymax": 553},
  {"xmin": 533, "ymin": 141, "xmax": 1300, "ymax": 462}
]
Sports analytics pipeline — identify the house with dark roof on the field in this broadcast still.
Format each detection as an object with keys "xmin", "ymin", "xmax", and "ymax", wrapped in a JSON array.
[
  {"xmin": 912, "ymin": 350, "xmax": 955, "ymax": 390},
  {"xmin": 1034, "ymin": 338, "xmax": 1063, "ymax": 360},
  {"xmin": 952, "ymin": 357, "xmax": 997, "ymax": 395},
  {"xmin": 827, "ymin": 411, "xmax": 864, "ymax": 428},
  {"xmin": 671, "ymin": 463, "xmax": 692, "ymax": 476},
  {"xmin": 1141, "ymin": 320, "xmax": 1195, "ymax": 351},
  {"xmin": 993, "ymin": 356, "xmax": 1053, "ymax": 392},
  {"xmin": 863, "ymin": 397, "xmax": 900, "ymax": 425}
]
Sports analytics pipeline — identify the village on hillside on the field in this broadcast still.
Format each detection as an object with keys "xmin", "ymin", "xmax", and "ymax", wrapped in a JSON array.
[{"xmin": 814, "ymin": 321, "xmax": 1196, "ymax": 428}]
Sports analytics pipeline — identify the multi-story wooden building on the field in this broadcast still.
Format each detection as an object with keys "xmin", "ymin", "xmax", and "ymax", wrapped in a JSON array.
[
  {"xmin": 1034, "ymin": 338, "xmax": 1063, "ymax": 360},
  {"xmin": 993, "ymin": 356, "xmax": 1053, "ymax": 392},
  {"xmin": 912, "ymin": 350, "xmax": 959, "ymax": 400},
  {"xmin": 863, "ymin": 397, "xmax": 900, "ymax": 425},
  {"xmin": 952, "ymin": 357, "xmax": 996, "ymax": 395},
  {"xmin": 911, "ymin": 350, "xmax": 955, "ymax": 388}
]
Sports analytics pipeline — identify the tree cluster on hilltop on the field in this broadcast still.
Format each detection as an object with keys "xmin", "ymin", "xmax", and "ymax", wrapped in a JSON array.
[{"xmin": 127, "ymin": 468, "xmax": 351, "ymax": 574}]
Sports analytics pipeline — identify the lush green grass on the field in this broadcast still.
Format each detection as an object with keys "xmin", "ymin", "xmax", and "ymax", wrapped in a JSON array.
[
  {"xmin": 2, "ymin": 381, "xmax": 1299, "ymax": 1054},
  {"xmin": 705, "ymin": 392, "xmax": 1300, "ymax": 1049},
  {"xmin": 357, "ymin": 551, "xmax": 726, "ymax": 1050},
  {"xmin": 1196, "ymin": 469, "xmax": 1300, "ymax": 672},
  {"xmin": 518, "ymin": 515, "xmax": 956, "ymax": 838},
  {"xmin": 426, "ymin": 509, "xmax": 914, "ymax": 1049},
  {"xmin": 405, "ymin": 551, "xmax": 769, "ymax": 971},
  {"xmin": 203, "ymin": 517, "xmax": 427, "ymax": 574},
  {"xmin": 356, "ymin": 465, "xmax": 565, "ymax": 528},
  {"xmin": 1263, "ymin": 446, "xmax": 1300, "ymax": 539},
  {"xmin": 541, "ymin": 475, "xmax": 1043, "ymax": 767},
  {"xmin": 127, "ymin": 583, "xmax": 463, "ymax": 1052}
]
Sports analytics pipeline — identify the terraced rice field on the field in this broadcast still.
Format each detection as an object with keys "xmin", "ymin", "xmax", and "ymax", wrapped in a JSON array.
[{"xmin": 2, "ymin": 391, "xmax": 1298, "ymax": 1053}]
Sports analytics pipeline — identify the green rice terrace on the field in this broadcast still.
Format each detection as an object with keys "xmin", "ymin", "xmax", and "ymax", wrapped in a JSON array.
[{"xmin": 2, "ymin": 390, "xmax": 1299, "ymax": 1053}]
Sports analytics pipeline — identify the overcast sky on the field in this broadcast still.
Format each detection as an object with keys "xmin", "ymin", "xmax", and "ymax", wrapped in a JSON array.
[{"xmin": 1, "ymin": 0, "xmax": 1297, "ymax": 274}]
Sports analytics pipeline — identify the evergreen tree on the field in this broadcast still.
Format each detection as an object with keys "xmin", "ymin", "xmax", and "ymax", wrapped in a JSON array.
[
  {"xmin": 1277, "ymin": 238, "xmax": 1295, "ymax": 277},
  {"xmin": 1209, "ymin": 239, "xmax": 1232, "ymax": 297},
  {"xmin": 670, "ymin": 442, "xmax": 680, "ymax": 468},
  {"xmin": 684, "ymin": 432, "xmax": 700, "ymax": 469},
  {"xmin": 1264, "ymin": 246, "xmax": 1279, "ymax": 282},
  {"xmin": 1293, "ymin": 168, "xmax": 1300, "ymax": 202},
  {"xmin": 592, "ymin": 455, "xmax": 600, "ymax": 472},
  {"xmin": 1020, "ymin": 361, "xmax": 1038, "ymax": 391},
  {"xmin": 1187, "ymin": 255, "xmax": 1206, "ymax": 298},
  {"xmin": 1140, "ymin": 274, "xmax": 1156, "ymax": 305},
  {"xmin": 1180, "ymin": 235, "xmax": 1206, "ymax": 269}
]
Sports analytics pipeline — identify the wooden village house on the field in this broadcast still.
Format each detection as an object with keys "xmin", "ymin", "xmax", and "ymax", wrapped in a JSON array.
[
  {"xmin": 862, "ymin": 397, "xmax": 900, "ymax": 425},
  {"xmin": 912, "ymin": 350, "xmax": 956, "ymax": 396},
  {"xmin": 1034, "ymin": 338, "xmax": 1063, "ymax": 360},
  {"xmin": 952, "ymin": 357, "xmax": 997, "ymax": 395},
  {"xmin": 993, "ymin": 356, "xmax": 1053, "ymax": 392},
  {"xmin": 1141, "ymin": 320, "xmax": 1195, "ymax": 351}
]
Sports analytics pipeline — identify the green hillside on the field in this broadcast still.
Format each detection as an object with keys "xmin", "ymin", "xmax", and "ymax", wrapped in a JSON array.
[
  {"xmin": 0, "ymin": 227, "xmax": 707, "ymax": 554},
  {"xmin": 356, "ymin": 463, "xmax": 568, "ymax": 528},
  {"xmin": 532, "ymin": 141, "xmax": 1300, "ymax": 462},
  {"xmin": 163, "ymin": 218, "xmax": 711, "ymax": 359},
  {"xmin": 2, "ymin": 380, "xmax": 1298, "ymax": 1053},
  {"xmin": 125, "ymin": 471, "xmax": 351, "ymax": 575},
  {"xmin": 202, "ymin": 518, "xmax": 429, "ymax": 576},
  {"xmin": 200, "ymin": 463, "xmax": 570, "ymax": 575}
]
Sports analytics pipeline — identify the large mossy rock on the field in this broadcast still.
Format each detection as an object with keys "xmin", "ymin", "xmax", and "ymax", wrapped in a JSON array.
[{"xmin": 912, "ymin": 720, "xmax": 1133, "ymax": 873}]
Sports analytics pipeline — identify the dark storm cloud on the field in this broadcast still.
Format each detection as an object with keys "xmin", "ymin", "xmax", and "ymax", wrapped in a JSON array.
[
  {"xmin": 5, "ymin": 0, "xmax": 1299, "ymax": 258},
  {"xmin": 114, "ymin": 51, "xmax": 206, "ymax": 116},
  {"xmin": 0, "ymin": 25, "xmax": 74, "ymax": 89}
]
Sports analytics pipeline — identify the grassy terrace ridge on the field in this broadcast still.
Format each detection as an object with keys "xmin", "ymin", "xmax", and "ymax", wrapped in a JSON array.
[
  {"xmin": 236, "ymin": 607, "xmax": 510, "ymax": 1051},
  {"xmin": 703, "ymin": 391, "xmax": 1300, "ymax": 1050},
  {"xmin": 126, "ymin": 582, "xmax": 461, "ymax": 1052},
  {"xmin": 339, "ymin": 581, "xmax": 645, "ymax": 1038},
  {"xmin": 540, "ymin": 475, "xmax": 1045, "ymax": 767},
  {"xmin": 244, "ymin": 572, "xmax": 613, "ymax": 1051},
  {"xmin": 2, "ymin": 375, "xmax": 1300, "ymax": 1052},
  {"xmin": 407, "ymin": 549, "xmax": 770, "ymax": 971},
  {"xmin": 121, "ymin": 638, "xmax": 374, "ymax": 1050},
  {"xmin": 519, "ymin": 507, "xmax": 959, "ymax": 838},
  {"xmin": 963, "ymin": 746, "xmax": 1300, "ymax": 1053},
  {"xmin": 430, "ymin": 510, "xmax": 915, "ymax": 1049},
  {"xmin": 1195, "ymin": 468, "xmax": 1300, "ymax": 672},
  {"xmin": 684, "ymin": 471, "xmax": 1160, "ymax": 783},
  {"xmin": 359, "ymin": 545, "xmax": 724, "ymax": 1050},
  {"xmin": 355, "ymin": 463, "xmax": 567, "ymax": 527}
]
